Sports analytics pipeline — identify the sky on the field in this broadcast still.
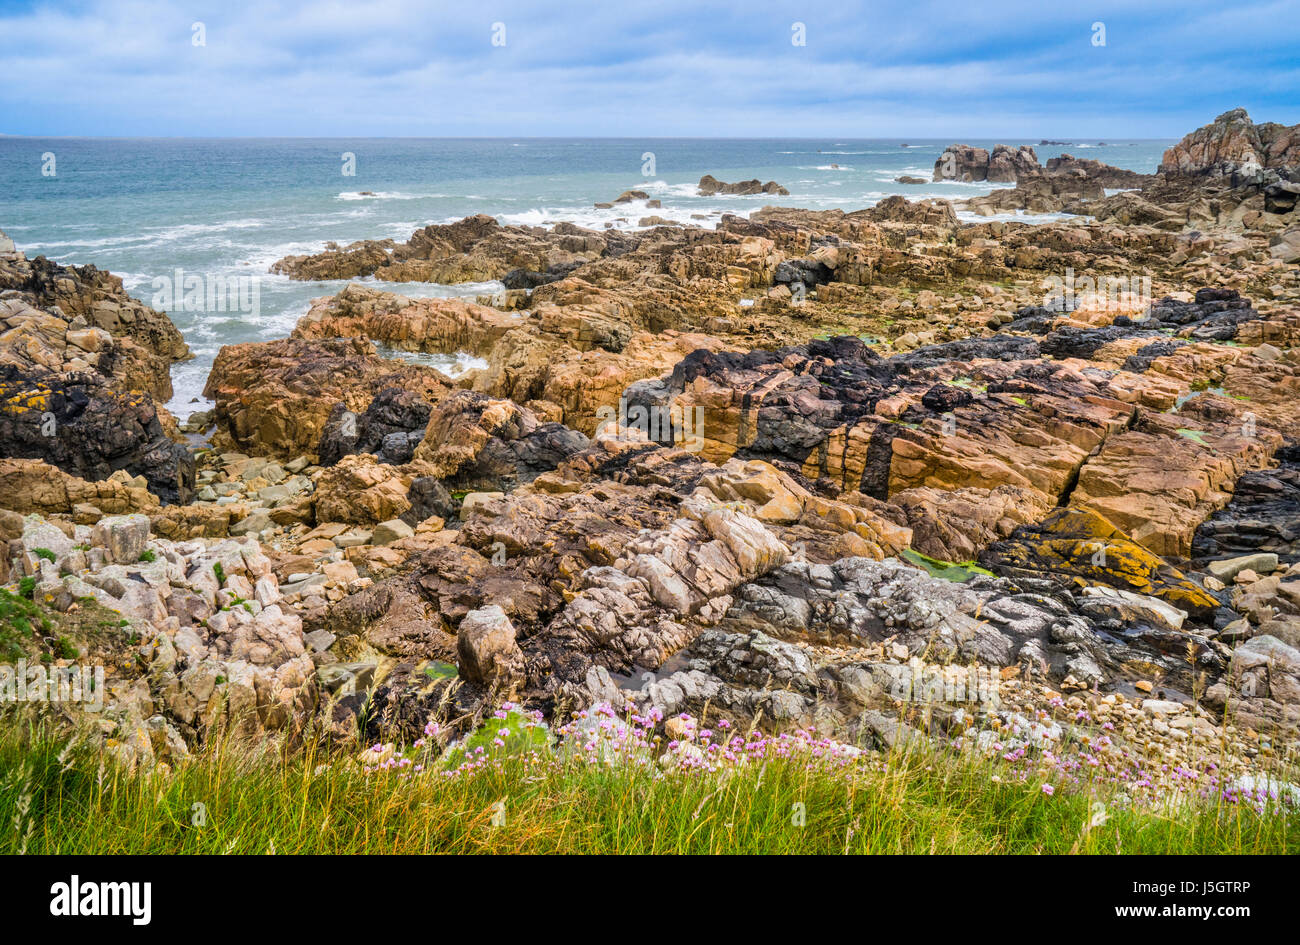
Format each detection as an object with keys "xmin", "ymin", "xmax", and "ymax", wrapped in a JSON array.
[{"xmin": 0, "ymin": 0, "xmax": 1297, "ymax": 138}]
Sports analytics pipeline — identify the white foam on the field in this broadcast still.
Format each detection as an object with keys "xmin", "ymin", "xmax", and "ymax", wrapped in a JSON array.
[
  {"xmin": 336, "ymin": 191, "xmax": 445, "ymax": 201},
  {"xmin": 374, "ymin": 347, "xmax": 489, "ymax": 379}
]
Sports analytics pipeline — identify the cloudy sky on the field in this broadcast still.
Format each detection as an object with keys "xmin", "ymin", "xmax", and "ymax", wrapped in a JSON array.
[{"xmin": 1, "ymin": 0, "xmax": 1297, "ymax": 137}]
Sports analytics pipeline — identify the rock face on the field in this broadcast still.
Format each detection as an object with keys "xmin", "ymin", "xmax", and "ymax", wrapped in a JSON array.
[
  {"xmin": 697, "ymin": 175, "xmax": 789, "ymax": 196},
  {"xmin": 0, "ymin": 364, "xmax": 194, "ymax": 504},
  {"xmin": 204, "ymin": 337, "xmax": 450, "ymax": 460},
  {"xmin": 1161, "ymin": 108, "xmax": 1300, "ymax": 177},
  {"xmin": 0, "ymin": 250, "xmax": 190, "ymax": 401},
  {"xmin": 934, "ymin": 144, "xmax": 1039, "ymax": 182},
  {"xmin": 271, "ymin": 214, "xmax": 623, "ymax": 284},
  {"xmin": 0, "ymin": 242, "xmax": 193, "ymax": 504},
  {"xmin": 1194, "ymin": 447, "xmax": 1300, "ymax": 564},
  {"xmin": 6, "ymin": 514, "xmax": 317, "ymax": 764},
  {"xmin": 0, "ymin": 457, "xmax": 160, "ymax": 515}
]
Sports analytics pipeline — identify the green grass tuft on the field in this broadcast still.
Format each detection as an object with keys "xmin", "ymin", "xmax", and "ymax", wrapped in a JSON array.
[
  {"xmin": 901, "ymin": 548, "xmax": 994, "ymax": 583},
  {"xmin": 0, "ymin": 716, "xmax": 1292, "ymax": 855}
]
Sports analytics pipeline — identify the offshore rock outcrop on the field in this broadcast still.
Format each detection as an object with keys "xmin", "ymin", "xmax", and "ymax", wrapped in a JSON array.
[
  {"xmin": 697, "ymin": 175, "xmax": 790, "ymax": 196},
  {"xmin": 1161, "ymin": 108, "xmax": 1300, "ymax": 177},
  {"xmin": 934, "ymin": 143, "xmax": 1041, "ymax": 182}
]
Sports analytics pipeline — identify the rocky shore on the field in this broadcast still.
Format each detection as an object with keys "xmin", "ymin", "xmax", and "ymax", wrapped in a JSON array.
[{"xmin": 2, "ymin": 109, "xmax": 1299, "ymax": 785}]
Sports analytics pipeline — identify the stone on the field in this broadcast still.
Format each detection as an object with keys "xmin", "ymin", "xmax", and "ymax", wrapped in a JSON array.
[
  {"xmin": 1208, "ymin": 553, "xmax": 1279, "ymax": 582},
  {"xmin": 460, "ymin": 492, "xmax": 505, "ymax": 516},
  {"xmin": 456, "ymin": 605, "xmax": 525, "ymax": 692},
  {"xmin": 370, "ymin": 519, "xmax": 413, "ymax": 545},
  {"xmin": 91, "ymin": 513, "xmax": 151, "ymax": 565},
  {"xmin": 230, "ymin": 509, "xmax": 274, "ymax": 537}
]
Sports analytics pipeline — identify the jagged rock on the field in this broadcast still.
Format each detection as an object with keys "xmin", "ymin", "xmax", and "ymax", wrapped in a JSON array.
[
  {"xmin": 318, "ymin": 386, "xmax": 434, "ymax": 467},
  {"xmin": 0, "ymin": 364, "xmax": 194, "ymax": 503},
  {"xmin": 697, "ymin": 175, "xmax": 789, "ymax": 196},
  {"xmin": 0, "ymin": 249, "xmax": 190, "ymax": 401},
  {"xmin": 1043, "ymin": 154, "xmax": 1151, "ymax": 188},
  {"xmin": 411, "ymin": 389, "xmax": 588, "ymax": 491},
  {"xmin": 1161, "ymin": 108, "xmax": 1300, "ymax": 176},
  {"xmin": 204, "ymin": 337, "xmax": 449, "ymax": 459},
  {"xmin": 272, "ymin": 214, "xmax": 615, "ymax": 284},
  {"xmin": 292, "ymin": 283, "xmax": 516, "ymax": 355}
]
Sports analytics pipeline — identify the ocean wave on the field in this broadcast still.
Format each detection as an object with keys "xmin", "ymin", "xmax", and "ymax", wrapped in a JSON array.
[
  {"xmin": 26, "ymin": 218, "xmax": 270, "ymax": 253},
  {"xmin": 374, "ymin": 347, "xmax": 489, "ymax": 379},
  {"xmin": 336, "ymin": 191, "xmax": 445, "ymax": 201},
  {"xmin": 639, "ymin": 180, "xmax": 700, "ymax": 198},
  {"xmin": 494, "ymin": 201, "xmax": 733, "ymax": 233}
]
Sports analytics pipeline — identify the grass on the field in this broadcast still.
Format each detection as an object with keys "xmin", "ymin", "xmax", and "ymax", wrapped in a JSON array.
[
  {"xmin": 900, "ymin": 548, "xmax": 995, "ymax": 583},
  {"xmin": 1176, "ymin": 428, "xmax": 1211, "ymax": 446},
  {"xmin": 0, "ymin": 589, "xmax": 52, "ymax": 663},
  {"xmin": 0, "ymin": 711, "xmax": 1293, "ymax": 855},
  {"xmin": 1, "ymin": 589, "xmax": 129, "ymax": 667}
]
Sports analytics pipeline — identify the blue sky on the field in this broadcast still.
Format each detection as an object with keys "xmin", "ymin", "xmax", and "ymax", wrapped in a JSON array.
[{"xmin": 0, "ymin": 0, "xmax": 1296, "ymax": 137}]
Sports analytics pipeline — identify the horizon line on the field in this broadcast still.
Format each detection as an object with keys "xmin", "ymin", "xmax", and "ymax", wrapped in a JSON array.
[{"xmin": 0, "ymin": 134, "xmax": 1180, "ymax": 142}]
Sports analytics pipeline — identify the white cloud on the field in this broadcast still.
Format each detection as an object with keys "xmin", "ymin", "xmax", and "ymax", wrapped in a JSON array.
[{"xmin": 0, "ymin": 0, "xmax": 1296, "ymax": 135}]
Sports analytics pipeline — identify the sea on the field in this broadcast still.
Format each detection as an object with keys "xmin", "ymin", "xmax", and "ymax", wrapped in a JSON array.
[{"xmin": 0, "ymin": 136, "xmax": 1173, "ymax": 419}]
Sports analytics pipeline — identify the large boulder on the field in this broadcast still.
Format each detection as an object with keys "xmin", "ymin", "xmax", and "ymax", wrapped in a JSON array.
[
  {"xmin": 934, "ymin": 144, "xmax": 1039, "ymax": 182},
  {"xmin": 1160, "ymin": 108, "xmax": 1300, "ymax": 176},
  {"xmin": 0, "ymin": 364, "xmax": 194, "ymax": 504},
  {"xmin": 204, "ymin": 337, "xmax": 449, "ymax": 459},
  {"xmin": 456, "ymin": 605, "xmax": 526, "ymax": 693},
  {"xmin": 697, "ymin": 175, "xmax": 789, "ymax": 196}
]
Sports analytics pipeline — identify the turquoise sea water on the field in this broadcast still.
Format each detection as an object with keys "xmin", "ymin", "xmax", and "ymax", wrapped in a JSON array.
[{"xmin": 0, "ymin": 137, "xmax": 1172, "ymax": 418}]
